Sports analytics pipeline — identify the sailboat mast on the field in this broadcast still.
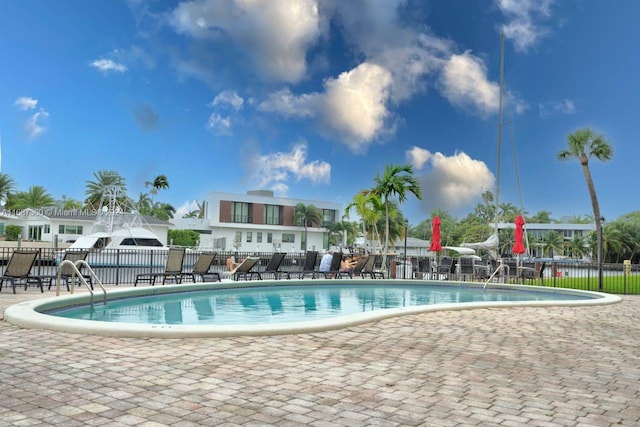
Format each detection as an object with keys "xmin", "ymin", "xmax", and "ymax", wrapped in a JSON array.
[{"xmin": 495, "ymin": 32, "xmax": 505, "ymax": 237}]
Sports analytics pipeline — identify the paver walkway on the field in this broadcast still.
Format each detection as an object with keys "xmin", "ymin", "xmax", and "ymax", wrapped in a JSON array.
[{"xmin": 0, "ymin": 288, "xmax": 639, "ymax": 426}]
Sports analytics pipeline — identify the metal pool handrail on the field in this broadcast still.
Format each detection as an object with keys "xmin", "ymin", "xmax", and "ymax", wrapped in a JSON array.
[{"xmin": 55, "ymin": 260, "xmax": 107, "ymax": 307}]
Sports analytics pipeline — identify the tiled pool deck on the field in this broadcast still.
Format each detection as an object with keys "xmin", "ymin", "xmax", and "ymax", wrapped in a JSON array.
[{"xmin": 1, "ymin": 286, "xmax": 639, "ymax": 426}]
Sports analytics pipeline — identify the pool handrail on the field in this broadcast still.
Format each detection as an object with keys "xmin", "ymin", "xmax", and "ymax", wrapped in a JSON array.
[{"xmin": 55, "ymin": 260, "xmax": 107, "ymax": 306}]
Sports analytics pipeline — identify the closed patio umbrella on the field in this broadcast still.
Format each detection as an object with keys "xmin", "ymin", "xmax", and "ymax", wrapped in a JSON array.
[
  {"xmin": 429, "ymin": 216, "xmax": 442, "ymax": 252},
  {"xmin": 512, "ymin": 214, "xmax": 526, "ymax": 255}
]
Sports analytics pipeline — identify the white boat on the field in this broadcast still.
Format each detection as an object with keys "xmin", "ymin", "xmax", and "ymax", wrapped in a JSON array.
[{"xmin": 66, "ymin": 186, "xmax": 172, "ymax": 267}]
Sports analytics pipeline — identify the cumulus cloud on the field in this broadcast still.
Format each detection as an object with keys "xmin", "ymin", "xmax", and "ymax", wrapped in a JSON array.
[
  {"xmin": 410, "ymin": 148, "xmax": 495, "ymax": 214},
  {"xmin": 14, "ymin": 97, "xmax": 38, "ymax": 111},
  {"xmin": 497, "ymin": 0, "xmax": 554, "ymax": 52},
  {"xmin": 406, "ymin": 146, "xmax": 432, "ymax": 170},
  {"xmin": 438, "ymin": 52, "xmax": 500, "ymax": 117},
  {"xmin": 25, "ymin": 109, "xmax": 50, "ymax": 140},
  {"xmin": 170, "ymin": 0, "xmax": 321, "ymax": 83},
  {"xmin": 210, "ymin": 90, "xmax": 244, "ymax": 111},
  {"xmin": 90, "ymin": 58, "xmax": 128, "ymax": 73},
  {"xmin": 260, "ymin": 62, "xmax": 393, "ymax": 152},
  {"xmin": 249, "ymin": 141, "xmax": 330, "ymax": 195},
  {"xmin": 539, "ymin": 99, "xmax": 576, "ymax": 117}
]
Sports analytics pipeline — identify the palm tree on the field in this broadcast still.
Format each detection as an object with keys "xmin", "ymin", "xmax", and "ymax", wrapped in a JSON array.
[
  {"xmin": 135, "ymin": 192, "xmax": 153, "ymax": 214},
  {"xmin": 372, "ymin": 164, "xmax": 422, "ymax": 271},
  {"xmin": 5, "ymin": 185, "xmax": 55, "ymax": 209},
  {"xmin": 567, "ymin": 234, "xmax": 588, "ymax": 259},
  {"xmin": 543, "ymin": 231, "xmax": 565, "ymax": 258},
  {"xmin": 150, "ymin": 202, "xmax": 176, "ymax": 220},
  {"xmin": 85, "ymin": 170, "xmax": 128, "ymax": 210},
  {"xmin": 145, "ymin": 175, "xmax": 169, "ymax": 202},
  {"xmin": 0, "ymin": 172, "xmax": 16, "ymax": 205},
  {"xmin": 498, "ymin": 202, "xmax": 519, "ymax": 222},
  {"xmin": 344, "ymin": 190, "xmax": 384, "ymax": 252},
  {"xmin": 294, "ymin": 203, "xmax": 323, "ymax": 251},
  {"xmin": 557, "ymin": 127, "xmax": 613, "ymax": 267}
]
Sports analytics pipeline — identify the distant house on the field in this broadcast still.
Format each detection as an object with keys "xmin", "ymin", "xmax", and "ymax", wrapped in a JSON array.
[{"xmin": 171, "ymin": 190, "xmax": 341, "ymax": 253}]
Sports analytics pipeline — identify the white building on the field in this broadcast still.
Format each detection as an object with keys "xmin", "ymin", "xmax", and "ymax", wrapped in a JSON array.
[{"xmin": 171, "ymin": 190, "xmax": 341, "ymax": 253}]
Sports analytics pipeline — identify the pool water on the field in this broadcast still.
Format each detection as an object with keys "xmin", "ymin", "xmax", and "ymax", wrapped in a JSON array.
[{"xmin": 48, "ymin": 284, "xmax": 590, "ymax": 326}]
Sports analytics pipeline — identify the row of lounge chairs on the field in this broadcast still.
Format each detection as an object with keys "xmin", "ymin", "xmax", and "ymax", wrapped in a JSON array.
[
  {"xmin": 0, "ymin": 249, "xmax": 387, "ymax": 294},
  {"xmin": 133, "ymin": 250, "xmax": 386, "ymax": 284}
]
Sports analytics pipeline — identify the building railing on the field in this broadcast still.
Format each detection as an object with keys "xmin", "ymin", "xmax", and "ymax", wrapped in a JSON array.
[{"xmin": 1, "ymin": 247, "xmax": 637, "ymax": 294}]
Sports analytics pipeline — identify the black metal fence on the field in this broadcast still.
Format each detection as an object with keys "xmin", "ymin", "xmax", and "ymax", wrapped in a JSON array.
[{"xmin": 1, "ymin": 247, "xmax": 638, "ymax": 295}]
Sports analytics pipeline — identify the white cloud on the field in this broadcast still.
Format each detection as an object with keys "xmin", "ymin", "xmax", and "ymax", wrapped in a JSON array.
[
  {"xmin": 249, "ymin": 141, "xmax": 330, "ymax": 195},
  {"xmin": 206, "ymin": 113, "xmax": 232, "ymax": 135},
  {"xmin": 539, "ymin": 99, "xmax": 576, "ymax": 117},
  {"xmin": 211, "ymin": 90, "xmax": 244, "ymax": 111},
  {"xmin": 406, "ymin": 146, "xmax": 432, "ymax": 170},
  {"xmin": 414, "ymin": 149, "xmax": 495, "ymax": 213},
  {"xmin": 497, "ymin": 0, "xmax": 553, "ymax": 52},
  {"xmin": 438, "ymin": 52, "xmax": 500, "ymax": 117},
  {"xmin": 25, "ymin": 109, "xmax": 50, "ymax": 140},
  {"xmin": 90, "ymin": 59, "xmax": 128, "ymax": 73},
  {"xmin": 14, "ymin": 97, "xmax": 38, "ymax": 111},
  {"xmin": 170, "ymin": 0, "xmax": 321, "ymax": 83},
  {"xmin": 259, "ymin": 62, "xmax": 393, "ymax": 153}
]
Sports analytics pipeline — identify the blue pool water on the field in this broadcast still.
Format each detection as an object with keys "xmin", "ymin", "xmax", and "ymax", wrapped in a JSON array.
[{"xmin": 47, "ymin": 283, "xmax": 591, "ymax": 326}]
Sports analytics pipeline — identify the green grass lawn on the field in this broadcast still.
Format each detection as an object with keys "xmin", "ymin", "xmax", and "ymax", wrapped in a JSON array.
[{"xmin": 515, "ymin": 274, "xmax": 640, "ymax": 295}]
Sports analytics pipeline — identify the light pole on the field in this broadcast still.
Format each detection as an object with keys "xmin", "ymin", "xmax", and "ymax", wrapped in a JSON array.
[
  {"xmin": 598, "ymin": 217, "xmax": 605, "ymax": 291},
  {"xmin": 403, "ymin": 219, "xmax": 408, "ymax": 279}
]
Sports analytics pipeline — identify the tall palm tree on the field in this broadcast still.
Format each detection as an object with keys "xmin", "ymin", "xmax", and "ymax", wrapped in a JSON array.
[
  {"xmin": 5, "ymin": 185, "xmax": 55, "ymax": 209},
  {"xmin": 543, "ymin": 230, "xmax": 565, "ymax": 258},
  {"xmin": 85, "ymin": 170, "xmax": 128, "ymax": 210},
  {"xmin": 557, "ymin": 127, "xmax": 613, "ymax": 264},
  {"xmin": 135, "ymin": 192, "xmax": 153, "ymax": 214},
  {"xmin": 151, "ymin": 202, "xmax": 176, "ymax": 220},
  {"xmin": 372, "ymin": 164, "xmax": 422, "ymax": 271},
  {"xmin": 0, "ymin": 172, "xmax": 16, "ymax": 205},
  {"xmin": 344, "ymin": 190, "xmax": 384, "ymax": 252},
  {"xmin": 294, "ymin": 203, "xmax": 323, "ymax": 251},
  {"xmin": 145, "ymin": 175, "xmax": 169, "ymax": 202}
]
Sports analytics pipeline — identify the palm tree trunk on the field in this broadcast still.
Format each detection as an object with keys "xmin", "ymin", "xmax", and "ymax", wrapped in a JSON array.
[{"xmin": 581, "ymin": 161, "xmax": 604, "ymax": 289}]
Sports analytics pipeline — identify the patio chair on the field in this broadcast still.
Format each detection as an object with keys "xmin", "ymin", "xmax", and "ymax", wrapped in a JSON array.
[
  {"xmin": 296, "ymin": 251, "xmax": 319, "ymax": 279},
  {"xmin": 341, "ymin": 255, "xmax": 369, "ymax": 279},
  {"xmin": 256, "ymin": 252, "xmax": 289, "ymax": 280},
  {"xmin": 361, "ymin": 255, "xmax": 384, "ymax": 279},
  {"xmin": 45, "ymin": 250, "xmax": 93, "ymax": 291},
  {"xmin": 182, "ymin": 252, "xmax": 221, "ymax": 283},
  {"xmin": 0, "ymin": 250, "xmax": 43, "ymax": 294},
  {"xmin": 436, "ymin": 256, "xmax": 453, "ymax": 280},
  {"xmin": 321, "ymin": 252, "xmax": 343, "ymax": 278},
  {"xmin": 231, "ymin": 257, "xmax": 261, "ymax": 281},
  {"xmin": 458, "ymin": 257, "xmax": 476, "ymax": 281},
  {"xmin": 135, "ymin": 248, "xmax": 186, "ymax": 286}
]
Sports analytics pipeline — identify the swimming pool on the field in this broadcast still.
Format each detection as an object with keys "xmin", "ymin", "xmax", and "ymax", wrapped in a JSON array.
[{"xmin": 5, "ymin": 280, "xmax": 620, "ymax": 337}]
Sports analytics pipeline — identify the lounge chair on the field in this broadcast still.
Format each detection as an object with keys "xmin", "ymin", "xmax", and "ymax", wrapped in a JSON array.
[
  {"xmin": 182, "ymin": 252, "xmax": 221, "ymax": 283},
  {"xmin": 341, "ymin": 255, "xmax": 369, "ymax": 279},
  {"xmin": 135, "ymin": 248, "xmax": 186, "ymax": 286},
  {"xmin": 0, "ymin": 250, "xmax": 43, "ymax": 293},
  {"xmin": 296, "ymin": 251, "xmax": 319, "ymax": 279},
  {"xmin": 361, "ymin": 255, "xmax": 384, "ymax": 279},
  {"xmin": 436, "ymin": 256, "xmax": 453, "ymax": 280},
  {"xmin": 45, "ymin": 250, "xmax": 93, "ymax": 291},
  {"xmin": 256, "ymin": 252, "xmax": 289, "ymax": 280},
  {"xmin": 320, "ymin": 252, "xmax": 343, "ymax": 278},
  {"xmin": 231, "ymin": 257, "xmax": 260, "ymax": 281}
]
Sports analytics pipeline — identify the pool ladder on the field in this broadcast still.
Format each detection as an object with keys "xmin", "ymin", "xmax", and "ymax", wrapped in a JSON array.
[
  {"xmin": 54, "ymin": 260, "xmax": 107, "ymax": 307},
  {"xmin": 482, "ymin": 260, "xmax": 510, "ymax": 289}
]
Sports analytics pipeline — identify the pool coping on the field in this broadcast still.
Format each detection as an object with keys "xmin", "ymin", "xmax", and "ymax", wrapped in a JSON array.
[{"xmin": 4, "ymin": 280, "xmax": 622, "ymax": 338}]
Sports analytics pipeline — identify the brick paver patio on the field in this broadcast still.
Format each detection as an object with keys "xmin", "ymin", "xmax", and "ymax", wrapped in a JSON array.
[{"xmin": 1, "ymin": 288, "xmax": 638, "ymax": 426}]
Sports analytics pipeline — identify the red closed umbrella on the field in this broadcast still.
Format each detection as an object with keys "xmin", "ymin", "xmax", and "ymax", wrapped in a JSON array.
[
  {"xmin": 429, "ymin": 216, "xmax": 442, "ymax": 252},
  {"xmin": 512, "ymin": 214, "xmax": 526, "ymax": 255}
]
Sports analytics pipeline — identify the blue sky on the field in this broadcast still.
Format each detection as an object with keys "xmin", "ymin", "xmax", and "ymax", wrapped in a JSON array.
[{"xmin": 1, "ymin": 0, "xmax": 638, "ymax": 225}]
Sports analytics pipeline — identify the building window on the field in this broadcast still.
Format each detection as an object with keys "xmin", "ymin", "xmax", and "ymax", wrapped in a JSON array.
[
  {"xmin": 322, "ymin": 209, "xmax": 336, "ymax": 226},
  {"xmin": 282, "ymin": 233, "xmax": 295, "ymax": 243},
  {"xmin": 246, "ymin": 231, "xmax": 252, "ymax": 243},
  {"xmin": 263, "ymin": 204, "xmax": 281, "ymax": 225},
  {"xmin": 58, "ymin": 225, "xmax": 84, "ymax": 234},
  {"xmin": 232, "ymin": 202, "xmax": 250, "ymax": 223},
  {"xmin": 43, "ymin": 225, "xmax": 50, "ymax": 234},
  {"xmin": 213, "ymin": 237, "xmax": 226, "ymax": 249},
  {"xmin": 267, "ymin": 232, "xmax": 273, "ymax": 244},
  {"xmin": 257, "ymin": 232, "xmax": 262, "ymax": 243}
]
